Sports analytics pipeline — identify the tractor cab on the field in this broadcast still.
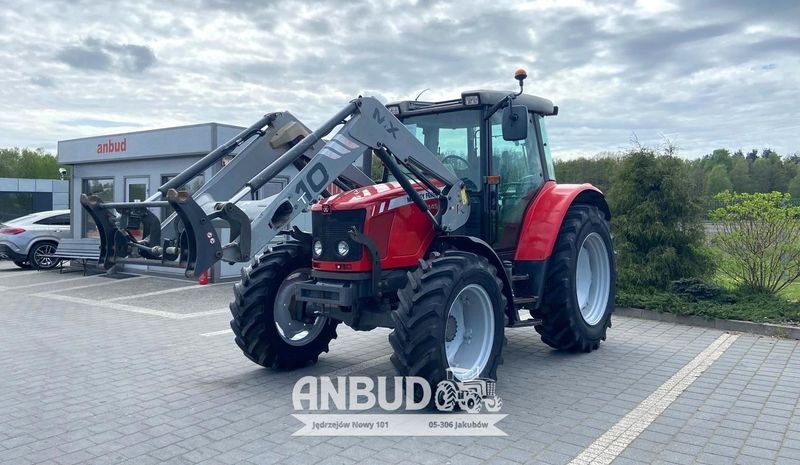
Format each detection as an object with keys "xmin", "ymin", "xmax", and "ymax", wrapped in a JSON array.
[{"xmin": 385, "ymin": 88, "xmax": 558, "ymax": 253}]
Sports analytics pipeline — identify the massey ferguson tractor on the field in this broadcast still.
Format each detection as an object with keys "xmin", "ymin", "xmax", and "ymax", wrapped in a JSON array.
[{"xmin": 82, "ymin": 70, "xmax": 615, "ymax": 389}]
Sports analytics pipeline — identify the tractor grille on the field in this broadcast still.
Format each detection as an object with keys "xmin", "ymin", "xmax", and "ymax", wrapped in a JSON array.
[{"xmin": 312, "ymin": 209, "xmax": 366, "ymax": 262}]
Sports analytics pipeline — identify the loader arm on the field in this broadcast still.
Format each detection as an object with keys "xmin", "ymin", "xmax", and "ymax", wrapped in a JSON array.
[{"xmin": 255, "ymin": 96, "xmax": 470, "ymax": 242}]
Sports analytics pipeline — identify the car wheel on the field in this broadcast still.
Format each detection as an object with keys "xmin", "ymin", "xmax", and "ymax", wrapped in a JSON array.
[{"xmin": 28, "ymin": 241, "xmax": 60, "ymax": 270}]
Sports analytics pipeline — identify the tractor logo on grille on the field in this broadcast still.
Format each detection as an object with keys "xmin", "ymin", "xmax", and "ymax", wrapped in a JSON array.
[{"xmin": 434, "ymin": 369, "xmax": 503, "ymax": 413}]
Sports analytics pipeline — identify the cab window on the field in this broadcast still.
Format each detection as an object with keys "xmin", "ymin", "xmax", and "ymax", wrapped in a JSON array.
[
  {"xmin": 490, "ymin": 111, "xmax": 544, "ymax": 249},
  {"xmin": 537, "ymin": 114, "xmax": 556, "ymax": 180},
  {"xmin": 404, "ymin": 110, "xmax": 482, "ymax": 191}
]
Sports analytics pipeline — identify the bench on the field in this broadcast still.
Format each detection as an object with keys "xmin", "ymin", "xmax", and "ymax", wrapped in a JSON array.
[{"xmin": 51, "ymin": 238, "xmax": 101, "ymax": 275}]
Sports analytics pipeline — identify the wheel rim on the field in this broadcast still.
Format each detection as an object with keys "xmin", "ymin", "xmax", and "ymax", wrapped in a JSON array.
[
  {"xmin": 575, "ymin": 232, "xmax": 611, "ymax": 326},
  {"xmin": 445, "ymin": 283, "xmax": 494, "ymax": 381},
  {"xmin": 34, "ymin": 244, "xmax": 57, "ymax": 268},
  {"xmin": 273, "ymin": 269, "xmax": 328, "ymax": 346}
]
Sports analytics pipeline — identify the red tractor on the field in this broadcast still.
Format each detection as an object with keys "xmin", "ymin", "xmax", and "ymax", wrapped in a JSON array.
[{"xmin": 228, "ymin": 70, "xmax": 615, "ymax": 387}]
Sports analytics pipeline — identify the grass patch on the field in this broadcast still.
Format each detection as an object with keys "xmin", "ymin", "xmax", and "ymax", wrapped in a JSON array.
[
  {"xmin": 781, "ymin": 282, "xmax": 800, "ymax": 301},
  {"xmin": 617, "ymin": 290, "xmax": 800, "ymax": 325}
]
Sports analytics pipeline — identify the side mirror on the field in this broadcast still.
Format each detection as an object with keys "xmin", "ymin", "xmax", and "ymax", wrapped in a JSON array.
[{"xmin": 502, "ymin": 104, "xmax": 528, "ymax": 141}]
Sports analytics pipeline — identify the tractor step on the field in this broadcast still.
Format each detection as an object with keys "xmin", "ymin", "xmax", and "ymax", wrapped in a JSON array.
[
  {"xmin": 513, "ymin": 296, "xmax": 538, "ymax": 306},
  {"xmin": 511, "ymin": 296, "xmax": 542, "ymax": 327},
  {"xmin": 511, "ymin": 274, "xmax": 529, "ymax": 281},
  {"xmin": 510, "ymin": 317, "xmax": 543, "ymax": 328}
]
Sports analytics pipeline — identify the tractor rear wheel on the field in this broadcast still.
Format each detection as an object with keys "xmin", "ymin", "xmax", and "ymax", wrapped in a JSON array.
[
  {"xmin": 390, "ymin": 251, "xmax": 506, "ymax": 391},
  {"xmin": 229, "ymin": 242, "xmax": 339, "ymax": 369},
  {"xmin": 535, "ymin": 204, "xmax": 615, "ymax": 352}
]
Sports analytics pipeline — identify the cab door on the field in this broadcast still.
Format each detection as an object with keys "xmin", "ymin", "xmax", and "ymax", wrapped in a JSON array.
[{"xmin": 488, "ymin": 111, "xmax": 545, "ymax": 251}]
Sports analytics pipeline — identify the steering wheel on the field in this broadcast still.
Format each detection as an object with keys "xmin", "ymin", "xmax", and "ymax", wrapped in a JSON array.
[{"xmin": 441, "ymin": 155, "xmax": 470, "ymax": 171}]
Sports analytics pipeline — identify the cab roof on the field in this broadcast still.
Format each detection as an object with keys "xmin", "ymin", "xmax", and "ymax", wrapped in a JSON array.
[{"xmin": 387, "ymin": 90, "xmax": 557, "ymax": 116}]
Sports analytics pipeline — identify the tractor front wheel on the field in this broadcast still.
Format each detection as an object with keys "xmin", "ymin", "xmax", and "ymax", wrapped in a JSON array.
[
  {"xmin": 390, "ymin": 251, "xmax": 506, "ymax": 391},
  {"xmin": 229, "ymin": 242, "xmax": 339, "ymax": 369},
  {"xmin": 536, "ymin": 204, "xmax": 615, "ymax": 352}
]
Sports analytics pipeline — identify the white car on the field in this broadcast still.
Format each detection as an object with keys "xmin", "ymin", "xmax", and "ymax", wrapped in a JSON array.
[{"xmin": 0, "ymin": 210, "xmax": 71, "ymax": 269}]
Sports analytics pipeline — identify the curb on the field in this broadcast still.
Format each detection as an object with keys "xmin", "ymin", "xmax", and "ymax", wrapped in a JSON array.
[{"xmin": 616, "ymin": 307, "xmax": 800, "ymax": 340}]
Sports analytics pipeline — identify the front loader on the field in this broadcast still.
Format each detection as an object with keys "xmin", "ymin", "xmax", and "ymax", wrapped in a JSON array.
[
  {"xmin": 80, "ymin": 111, "xmax": 373, "ymax": 278},
  {"xmin": 225, "ymin": 70, "xmax": 616, "ymax": 390}
]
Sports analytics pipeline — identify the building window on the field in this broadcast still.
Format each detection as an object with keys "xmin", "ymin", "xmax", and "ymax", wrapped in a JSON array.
[
  {"xmin": 0, "ymin": 193, "xmax": 34, "ymax": 222},
  {"xmin": 0, "ymin": 192, "xmax": 53, "ymax": 222},
  {"xmin": 82, "ymin": 178, "xmax": 114, "ymax": 237}
]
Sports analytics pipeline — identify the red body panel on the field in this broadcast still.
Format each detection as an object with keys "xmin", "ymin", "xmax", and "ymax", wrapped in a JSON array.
[
  {"xmin": 513, "ymin": 181, "xmax": 603, "ymax": 261},
  {"xmin": 311, "ymin": 182, "xmax": 437, "ymax": 272},
  {"xmin": 310, "ymin": 180, "xmax": 603, "ymax": 270}
]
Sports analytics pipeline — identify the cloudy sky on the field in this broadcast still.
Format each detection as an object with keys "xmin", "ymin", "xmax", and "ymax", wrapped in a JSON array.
[{"xmin": 1, "ymin": 0, "xmax": 798, "ymax": 159}]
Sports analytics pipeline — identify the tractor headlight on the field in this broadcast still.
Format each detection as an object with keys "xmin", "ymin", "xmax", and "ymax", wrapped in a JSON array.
[
  {"xmin": 313, "ymin": 240, "xmax": 323, "ymax": 257},
  {"xmin": 336, "ymin": 240, "xmax": 350, "ymax": 257}
]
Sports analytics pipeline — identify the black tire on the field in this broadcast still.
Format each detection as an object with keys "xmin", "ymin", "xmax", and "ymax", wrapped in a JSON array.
[
  {"xmin": 229, "ymin": 242, "xmax": 339, "ymax": 369},
  {"xmin": 13, "ymin": 261, "xmax": 31, "ymax": 269},
  {"xmin": 28, "ymin": 241, "xmax": 60, "ymax": 270},
  {"xmin": 535, "ymin": 204, "xmax": 616, "ymax": 352},
  {"xmin": 389, "ymin": 251, "xmax": 506, "ymax": 393}
]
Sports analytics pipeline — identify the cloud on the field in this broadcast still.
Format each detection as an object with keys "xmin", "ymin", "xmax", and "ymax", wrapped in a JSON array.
[
  {"xmin": 29, "ymin": 75, "xmax": 57, "ymax": 88},
  {"xmin": 0, "ymin": 0, "xmax": 797, "ymax": 159},
  {"xmin": 60, "ymin": 118, "xmax": 142, "ymax": 128},
  {"xmin": 56, "ymin": 43, "xmax": 113, "ymax": 71},
  {"xmin": 55, "ymin": 37, "xmax": 157, "ymax": 74}
]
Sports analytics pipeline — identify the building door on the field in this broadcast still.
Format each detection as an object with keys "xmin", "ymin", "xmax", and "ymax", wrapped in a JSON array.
[
  {"xmin": 125, "ymin": 177, "xmax": 150, "ymax": 240},
  {"xmin": 125, "ymin": 177, "xmax": 149, "ymax": 202}
]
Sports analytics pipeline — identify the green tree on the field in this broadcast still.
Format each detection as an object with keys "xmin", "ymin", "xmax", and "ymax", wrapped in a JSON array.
[
  {"xmin": 751, "ymin": 155, "xmax": 788, "ymax": 193},
  {"xmin": 609, "ymin": 149, "xmax": 714, "ymax": 290},
  {"xmin": 554, "ymin": 154, "xmax": 620, "ymax": 192},
  {"xmin": 729, "ymin": 157, "xmax": 753, "ymax": 193},
  {"xmin": 704, "ymin": 148, "xmax": 732, "ymax": 172},
  {"xmin": 705, "ymin": 164, "xmax": 733, "ymax": 196},
  {"xmin": 687, "ymin": 160, "xmax": 706, "ymax": 196},
  {"xmin": 0, "ymin": 147, "xmax": 67, "ymax": 179},
  {"xmin": 711, "ymin": 192, "xmax": 800, "ymax": 294},
  {"xmin": 789, "ymin": 173, "xmax": 800, "ymax": 199}
]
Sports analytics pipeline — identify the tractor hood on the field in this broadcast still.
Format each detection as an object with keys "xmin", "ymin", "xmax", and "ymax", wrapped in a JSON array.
[{"xmin": 314, "ymin": 182, "xmax": 411, "ymax": 211}]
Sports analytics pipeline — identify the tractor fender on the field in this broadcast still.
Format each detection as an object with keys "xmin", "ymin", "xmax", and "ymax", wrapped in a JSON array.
[
  {"xmin": 514, "ymin": 181, "xmax": 610, "ymax": 261},
  {"xmin": 435, "ymin": 235, "xmax": 517, "ymax": 324}
]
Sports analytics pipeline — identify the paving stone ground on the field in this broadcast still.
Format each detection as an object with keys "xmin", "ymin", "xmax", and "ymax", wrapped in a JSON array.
[{"xmin": 0, "ymin": 261, "xmax": 798, "ymax": 465}]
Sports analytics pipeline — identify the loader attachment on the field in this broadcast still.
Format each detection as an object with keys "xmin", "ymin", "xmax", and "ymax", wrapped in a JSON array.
[
  {"xmin": 80, "ymin": 189, "xmax": 226, "ymax": 278},
  {"xmin": 79, "ymin": 108, "xmax": 374, "ymax": 278}
]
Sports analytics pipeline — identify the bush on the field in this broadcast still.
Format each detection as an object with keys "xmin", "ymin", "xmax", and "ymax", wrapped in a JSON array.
[
  {"xmin": 617, "ymin": 290, "xmax": 800, "ymax": 324},
  {"xmin": 609, "ymin": 149, "xmax": 714, "ymax": 290},
  {"xmin": 670, "ymin": 278, "xmax": 736, "ymax": 303},
  {"xmin": 710, "ymin": 191, "xmax": 800, "ymax": 294}
]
